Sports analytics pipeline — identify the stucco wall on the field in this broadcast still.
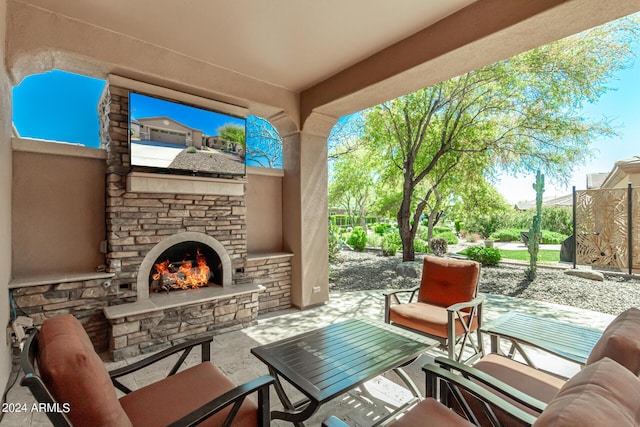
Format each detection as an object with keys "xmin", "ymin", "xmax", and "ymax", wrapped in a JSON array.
[
  {"xmin": 0, "ymin": 0, "xmax": 13, "ymax": 396},
  {"xmin": 11, "ymin": 140, "xmax": 106, "ymax": 278},
  {"xmin": 10, "ymin": 140, "xmax": 285, "ymax": 279},
  {"xmin": 246, "ymin": 167, "xmax": 283, "ymax": 253}
]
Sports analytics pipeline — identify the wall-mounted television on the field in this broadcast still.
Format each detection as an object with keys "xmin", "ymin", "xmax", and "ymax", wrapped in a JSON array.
[{"xmin": 129, "ymin": 92, "xmax": 246, "ymax": 176}]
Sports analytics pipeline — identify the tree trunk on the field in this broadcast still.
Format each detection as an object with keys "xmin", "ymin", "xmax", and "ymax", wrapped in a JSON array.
[{"xmin": 398, "ymin": 198, "xmax": 416, "ymax": 261}]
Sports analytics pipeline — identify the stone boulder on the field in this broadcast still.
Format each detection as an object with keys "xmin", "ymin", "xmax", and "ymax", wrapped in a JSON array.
[
  {"xmin": 564, "ymin": 269, "xmax": 605, "ymax": 282},
  {"xmin": 395, "ymin": 262, "xmax": 421, "ymax": 278}
]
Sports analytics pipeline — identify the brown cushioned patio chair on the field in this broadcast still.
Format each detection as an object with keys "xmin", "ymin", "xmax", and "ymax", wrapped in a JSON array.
[
  {"xmin": 384, "ymin": 256, "xmax": 484, "ymax": 362},
  {"xmin": 431, "ymin": 306, "xmax": 640, "ymax": 425},
  {"xmin": 20, "ymin": 314, "xmax": 274, "ymax": 427},
  {"xmin": 323, "ymin": 356, "xmax": 640, "ymax": 427}
]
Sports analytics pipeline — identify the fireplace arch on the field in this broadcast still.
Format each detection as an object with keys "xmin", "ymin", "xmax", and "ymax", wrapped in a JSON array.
[{"xmin": 137, "ymin": 232, "xmax": 232, "ymax": 300}]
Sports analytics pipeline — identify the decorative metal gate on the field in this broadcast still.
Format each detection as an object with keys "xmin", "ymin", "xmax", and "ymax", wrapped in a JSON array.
[{"xmin": 574, "ymin": 184, "xmax": 640, "ymax": 273}]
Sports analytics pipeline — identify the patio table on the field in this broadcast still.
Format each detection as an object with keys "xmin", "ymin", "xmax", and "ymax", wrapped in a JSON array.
[
  {"xmin": 250, "ymin": 318, "xmax": 437, "ymax": 426},
  {"xmin": 480, "ymin": 311, "xmax": 603, "ymax": 367}
]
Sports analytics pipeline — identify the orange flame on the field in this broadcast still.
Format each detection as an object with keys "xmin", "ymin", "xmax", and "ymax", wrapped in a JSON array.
[{"xmin": 152, "ymin": 248, "xmax": 211, "ymax": 291}]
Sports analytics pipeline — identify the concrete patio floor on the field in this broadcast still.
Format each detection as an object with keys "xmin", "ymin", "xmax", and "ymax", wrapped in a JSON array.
[{"xmin": 1, "ymin": 290, "xmax": 614, "ymax": 426}]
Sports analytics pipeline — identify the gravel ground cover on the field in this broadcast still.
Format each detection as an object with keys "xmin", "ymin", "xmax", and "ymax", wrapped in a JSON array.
[
  {"xmin": 329, "ymin": 250, "xmax": 640, "ymax": 315},
  {"xmin": 169, "ymin": 149, "xmax": 244, "ymax": 174}
]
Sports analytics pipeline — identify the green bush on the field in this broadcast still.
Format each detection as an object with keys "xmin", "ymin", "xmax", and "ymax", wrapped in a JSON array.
[
  {"xmin": 495, "ymin": 207, "xmax": 573, "ymax": 236},
  {"xmin": 381, "ymin": 232, "xmax": 401, "ymax": 256},
  {"xmin": 414, "ymin": 238, "xmax": 429, "ymax": 254},
  {"xmin": 462, "ymin": 246, "xmax": 502, "ymax": 266},
  {"xmin": 328, "ymin": 225, "xmax": 341, "ymax": 263},
  {"xmin": 465, "ymin": 214, "xmax": 505, "ymax": 239},
  {"xmin": 429, "ymin": 237, "xmax": 448, "ymax": 256},
  {"xmin": 433, "ymin": 225, "xmax": 452, "ymax": 234},
  {"xmin": 541, "ymin": 230, "xmax": 568, "ymax": 244},
  {"xmin": 347, "ymin": 226, "xmax": 367, "ymax": 251},
  {"xmin": 489, "ymin": 228, "xmax": 523, "ymax": 242},
  {"xmin": 374, "ymin": 223, "xmax": 392, "ymax": 235},
  {"xmin": 488, "ymin": 228, "xmax": 568, "ymax": 244},
  {"xmin": 433, "ymin": 230, "xmax": 459, "ymax": 245},
  {"xmin": 186, "ymin": 146, "xmax": 197, "ymax": 153},
  {"xmin": 454, "ymin": 220, "xmax": 463, "ymax": 234}
]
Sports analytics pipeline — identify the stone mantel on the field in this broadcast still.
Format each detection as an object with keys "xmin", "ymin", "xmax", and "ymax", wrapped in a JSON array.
[
  {"xmin": 127, "ymin": 172, "xmax": 246, "ymax": 196},
  {"xmin": 103, "ymin": 283, "xmax": 263, "ymax": 320}
]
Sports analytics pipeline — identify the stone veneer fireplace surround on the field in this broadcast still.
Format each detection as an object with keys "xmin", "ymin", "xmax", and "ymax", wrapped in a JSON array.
[{"xmin": 97, "ymin": 77, "xmax": 291, "ymax": 359}]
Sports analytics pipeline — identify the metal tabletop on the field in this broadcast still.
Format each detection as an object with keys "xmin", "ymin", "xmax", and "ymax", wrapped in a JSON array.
[
  {"xmin": 480, "ymin": 311, "xmax": 603, "ymax": 366},
  {"xmin": 251, "ymin": 318, "xmax": 435, "ymax": 425}
]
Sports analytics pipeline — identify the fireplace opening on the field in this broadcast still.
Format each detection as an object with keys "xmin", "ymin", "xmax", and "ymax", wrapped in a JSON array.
[{"xmin": 149, "ymin": 241, "xmax": 222, "ymax": 293}]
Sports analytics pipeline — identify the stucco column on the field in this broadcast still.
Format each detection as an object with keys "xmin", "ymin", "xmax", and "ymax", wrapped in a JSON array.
[
  {"xmin": 0, "ymin": 0, "xmax": 14, "ymax": 395},
  {"xmin": 277, "ymin": 112, "xmax": 336, "ymax": 308}
]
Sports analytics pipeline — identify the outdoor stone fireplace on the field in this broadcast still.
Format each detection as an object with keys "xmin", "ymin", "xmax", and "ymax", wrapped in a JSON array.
[{"xmin": 97, "ymin": 80, "xmax": 291, "ymax": 360}]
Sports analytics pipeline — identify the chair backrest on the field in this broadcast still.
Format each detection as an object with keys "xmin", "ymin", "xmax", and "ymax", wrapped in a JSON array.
[
  {"xmin": 22, "ymin": 314, "xmax": 132, "ymax": 427},
  {"xmin": 418, "ymin": 256, "xmax": 480, "ymax": 307}
]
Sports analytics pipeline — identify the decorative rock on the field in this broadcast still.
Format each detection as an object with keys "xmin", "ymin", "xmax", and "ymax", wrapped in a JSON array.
[
  {"xmin": 395, "ymin": 262, "xmax": 421, "ymax": 278},
  {"xmin": 564, "ymin": 269, "xmax": 605, "ymax": 282}
]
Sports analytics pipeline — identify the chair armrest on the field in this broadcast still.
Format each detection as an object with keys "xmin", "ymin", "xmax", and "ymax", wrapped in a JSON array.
[
  {"xmin": 434, "ymin": 356, "xmax": 547, "ymax": 413},
  {"xmin": 423, "ymin": 363, "xmax": 537, "ymax": 426},
  {"xmin": 447, "ymin": 295, "xmax": 485, "ymax": 313},
  {"xmin": 109, "ymin": 336, "xmax": 213, "ymax": 393},
  {"xmin": 383, "ymin": 286, "xmax": 420, "ymax": 298},
  {"xmin": 322, "ymin": 416, "xmax": 351, "ymax": 427},
  {"xmin": 167, "ymin": 375, "xmax": 275, "ymax": 427},
  {"xmin": 384, "ymin": 286, "xmax": 420, "ymax": 323}
]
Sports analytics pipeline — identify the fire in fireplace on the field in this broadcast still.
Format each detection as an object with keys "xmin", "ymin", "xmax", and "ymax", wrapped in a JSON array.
[{"xmin": 149, "ymin": 241, "xmax": 222, "ymax": 293}]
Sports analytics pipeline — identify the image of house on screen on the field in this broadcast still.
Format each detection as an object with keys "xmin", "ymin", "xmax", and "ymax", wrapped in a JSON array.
[{"xmin": 134, "ymin": 116, "xmax": 203, "ymax": 149}]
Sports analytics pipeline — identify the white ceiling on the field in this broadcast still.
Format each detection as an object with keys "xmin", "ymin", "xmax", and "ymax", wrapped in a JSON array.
[{"xmin": 20, "ymin": 0, "xmax": 476, "ymax": 91}]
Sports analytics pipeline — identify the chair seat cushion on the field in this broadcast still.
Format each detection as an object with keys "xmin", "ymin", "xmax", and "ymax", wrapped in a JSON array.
[
  {"xmin": 534, "ymin": 357, "xmax": 640, "ymax": 426},
  {"xmin": 390, "ymin": 397, "xmax": 474, "ymax": 427},
  {"xmin": 37, "ymin": 314, "xmax": 132, "ymax": 427},
  {"xmin": 389, "ymin": 301, "xmax": 478, "ymax": 339},
  {"xmin": 586, "ymin": 307, "xmax": 640, "ymax": 374},
  {"xmin": 119, "ymin": 362, "xmax": 258, "ymax": 427},
  {"xmin": 473, "ymin": 354, "xmax": 565, "ymax": 408}
]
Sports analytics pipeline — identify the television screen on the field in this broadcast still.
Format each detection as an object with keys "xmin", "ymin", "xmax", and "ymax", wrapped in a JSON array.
[{"xmin": 129, "ymin": 92, "xmax": 246, "ymax": 176}]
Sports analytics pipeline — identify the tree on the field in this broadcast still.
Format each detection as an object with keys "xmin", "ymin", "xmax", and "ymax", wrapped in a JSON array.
[
  {"xmin": 217, "ymin": 123, "xmax": 245, "ymax": 149},
  {"xmin": 245, "ymin": 115, "xmax": 283, "ymax": 168},
  {"xmin": 364, "ymin": 17, "xmax": 638, "ymax": 261},
  {"xmin": 328, "ymin": 146, "xmax": 377, "ymax": 229}
]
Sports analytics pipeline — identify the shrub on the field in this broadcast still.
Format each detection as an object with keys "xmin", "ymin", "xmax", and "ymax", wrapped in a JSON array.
[
  {"xmin": 347, "ymin": 226, "xmax": 367, "ymax": 251},
  {"xmin": 381, "ymin": 232, "xmax": 401, "ymax": 256},
  {"xmin": 186, "ymin": 146, "xmax": 197, "ymax": 153},
  {"xmin": 454, "ymin": 220, "xmax": 463, "ymax": 234},
  {"xmin": 465, "ymin": 214, "xmax": 505, "ymax": 239},
  {"xmin": 497, "ymin": 207, "xmax": 573, "ymax": 236},
  {"xmin": 462, "ymin": 246, "xmax": 502, "ymax": 266},
  {"xmin": 374, "ymin": 223, "xmax": 392, "ymax": 235},
  {"xmin": 541, "ymin": 230, "xmax": 568, "ymax": 244},
  {"xmin": 328, "ymin": 226, "xmax": 341, "ymax": 263},
  {"xmin": 487, "ymin": 228, "xmax": 568, "ymax": 244},
  {"xmin": 429, "ymin": 237, "xmax": 448, "ymax": 256},
  {"xmin": 414, "ymin": 238, "xmax": 429, "ymax": 254},
  {"xmin": 433, "ymin": 230, "xmax": 458, "ymax": 245},
  {"xmin": 433, "ymin": 225, "xmax": 452, "ymax": 234},
  {"xmin": 489, "ymin": 228, "xmax": 523, "ymax": 242}
]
